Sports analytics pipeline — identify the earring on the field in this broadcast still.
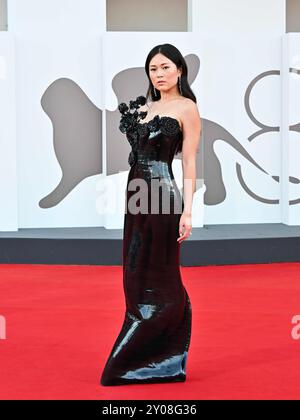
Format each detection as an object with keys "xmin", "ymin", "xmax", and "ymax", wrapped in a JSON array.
[
  {"xmin": 153, "ymin": 86, "xmax": 158, "ymax": 98},
  {"xmin": 178, "ymin": 76, "xmax": 183, "ymax": 95}
]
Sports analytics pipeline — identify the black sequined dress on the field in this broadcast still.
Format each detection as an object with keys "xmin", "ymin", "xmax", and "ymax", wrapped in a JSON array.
[{"xmin": 100, "ymin": 95, "xmax": 192, "ymax": 386}]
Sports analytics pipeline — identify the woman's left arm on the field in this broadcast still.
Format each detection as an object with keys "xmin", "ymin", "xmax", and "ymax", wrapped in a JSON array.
[{"xmin": 177, "ymin": 100, "xmax": 201, "ymax": 243}]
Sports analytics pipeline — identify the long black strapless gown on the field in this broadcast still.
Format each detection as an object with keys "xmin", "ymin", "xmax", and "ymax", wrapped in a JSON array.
[{"xmin": 100, "ymin": 95, "xmax": 192, "ymax": 386}]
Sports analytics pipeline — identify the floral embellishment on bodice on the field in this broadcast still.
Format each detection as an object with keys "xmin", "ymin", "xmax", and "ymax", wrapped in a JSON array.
[
  {"xmin": 138, "ymin": 115, "xmax": 182, "ymax": 137},
  {"xmin": 118, "ymin": 95, "xmax": 148, "ymax": 134},
  {"xmin": 118, "ymin": 95, "xmax": 182, "ymax": 167},
  {"xmin": 118, "ymin": 95, "xmax": 148, "ymax": 166}
]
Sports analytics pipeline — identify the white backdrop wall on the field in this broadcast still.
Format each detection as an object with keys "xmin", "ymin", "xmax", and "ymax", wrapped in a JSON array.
[
  {"xmin": 191, "ymin": 0, "xmax": 285, "ymax": 35},
  {"xmin": 281, "ymin": 33, "xmax": 300, "ymax": 225},
  {"xmin": 4, "ymin": 0, "xmax": 298, "ymax": 230},
  {"xmin": 201, "ymin": 33, "xmax": 282, "ymax": 224},
  {"xmin": 7, "ymin": 0, "xmax": 106, "ymax": 228},
  {"xmin": 0, "ymin": 32, "xmax": 18, "ymax": 231}
]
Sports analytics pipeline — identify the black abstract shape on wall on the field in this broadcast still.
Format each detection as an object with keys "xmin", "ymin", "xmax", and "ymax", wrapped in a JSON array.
[{"xmin": 40, "ymin": 78, "xmax": 102, "ymax": 208}]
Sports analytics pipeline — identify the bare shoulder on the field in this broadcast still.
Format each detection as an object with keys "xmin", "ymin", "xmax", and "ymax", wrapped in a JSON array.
[
  {"xmin": 181, "ymin": 97, "xmax": 199, "ymax": 113},
  {"xmin": 181, "ymin": 98, "xmax": 200, "ymax": 120},
  {"xmin": 179, "ymin": 98, "xmax": 201, "ymax": 133}
]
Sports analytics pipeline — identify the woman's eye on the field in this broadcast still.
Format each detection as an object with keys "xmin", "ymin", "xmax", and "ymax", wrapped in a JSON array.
[{"xmin": 150, "ymin": 67, "xmax": 168, "ymax": 71}]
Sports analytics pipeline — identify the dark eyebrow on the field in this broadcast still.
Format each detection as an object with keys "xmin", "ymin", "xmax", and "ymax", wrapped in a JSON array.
[{"xmin": 150, "ymin": 63, "xmax": 170, "ymax": 68}]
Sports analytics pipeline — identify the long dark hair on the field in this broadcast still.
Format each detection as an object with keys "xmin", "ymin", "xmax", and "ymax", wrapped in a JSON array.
[{"xmin": 144, "ymin": 43, "xmax": 197, "ymax": 104}]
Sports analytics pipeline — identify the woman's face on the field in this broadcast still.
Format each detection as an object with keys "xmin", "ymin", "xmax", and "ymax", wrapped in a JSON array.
[{"xmin": 149, "ymin": 53, "xmax": 181, "ymax": 93}]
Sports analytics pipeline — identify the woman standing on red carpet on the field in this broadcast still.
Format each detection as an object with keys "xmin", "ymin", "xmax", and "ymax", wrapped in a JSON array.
[{"xmin": 100, "ymin": 43, "xmax": 201, "ymax": 386}]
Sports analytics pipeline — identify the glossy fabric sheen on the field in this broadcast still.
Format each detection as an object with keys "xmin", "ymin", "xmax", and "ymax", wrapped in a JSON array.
[{"xmin": 100, "ymin": 111, "xmax": 192, "ymax": 386}]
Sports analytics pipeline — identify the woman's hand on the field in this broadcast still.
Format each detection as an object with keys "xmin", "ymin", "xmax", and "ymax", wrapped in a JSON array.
[{"xmin": 177, "ymin": 212, "xmax": 192, "ymax": 243}]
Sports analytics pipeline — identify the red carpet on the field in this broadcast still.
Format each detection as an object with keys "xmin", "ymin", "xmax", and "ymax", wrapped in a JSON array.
[{"xmin": 0, "ymin": 262, "xmax": 300, "ymax": 400}]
